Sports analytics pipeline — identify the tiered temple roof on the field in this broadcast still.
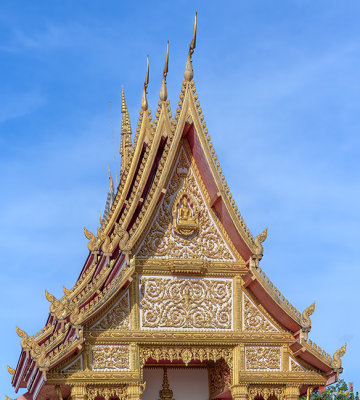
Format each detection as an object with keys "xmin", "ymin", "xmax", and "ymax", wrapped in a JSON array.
[{"xmin": 9, "ymin": 14, "xmax": 345, "ymax": 400}]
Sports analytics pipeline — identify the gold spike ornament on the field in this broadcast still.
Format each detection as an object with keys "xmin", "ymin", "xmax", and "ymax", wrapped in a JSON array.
[
  {"xmin": 184, "ymin": 12, "xmax": 197, "ymax": 81},
  {"xmin": 160, "ymin": 41, "xmax": 169, "ymax": 101},
  {"xmin": 141, "ymin": 55, "xmax": 150, "ymax": 111}
]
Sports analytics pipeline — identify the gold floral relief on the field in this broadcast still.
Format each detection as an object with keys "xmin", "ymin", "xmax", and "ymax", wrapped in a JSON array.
[
  {"xmin": 242, "ymin": 292, "xmax": 278, "ymax": 332},
  {"xmin": 89, "ymin": 291, "xmax": 130, "ymax": 330},
  {"xmin": 290, "ymin": 358, "xmax": 305, "ymax": 372},
  {"xmin": 140, "ymin": 276, "xmax": 233, "ymax": 330},
  {"xmin": 87, "ymin": 386, "xmax": 126, "ymax": 400},
  {"xmin": 91, "ymin": 345, "xmax": 130, "ymax": 371},
  {"xmin": 140, "ymin": 346, "xmax": 232, "ymax": 368},
  {"xmin": 137, "ymin": 148, "xmax": 235, "ymax": 260},
  {"xmin": 248, "ymin": 387, "xmax": 285, "ymax": 400},
  {"xmin": 245, "ymin": 346, "xmax": 281, "ymax": 371},
  {"xmin": 209, "ymin": 358, "xmax": 231, "ymax": 398}
]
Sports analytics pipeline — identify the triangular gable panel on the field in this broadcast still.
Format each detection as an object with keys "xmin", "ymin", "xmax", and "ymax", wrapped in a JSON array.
[
  {"xmin": 242, "ymin": 291, "xmax": 279, "ymax": 332},
  {"xmin": 88, "ymin": 290, "xmax": 130, "ymax": 331},
  {"xmin": 61, "ymin": 354, "xmax": 83, "ymax": 372},
  {"xmin": 136, "ymin": 144, "xmax": 239, "ymax": 261},
  {"xmin": 289, "ymin": 357, "xmax": 307, "ymax": 372}
]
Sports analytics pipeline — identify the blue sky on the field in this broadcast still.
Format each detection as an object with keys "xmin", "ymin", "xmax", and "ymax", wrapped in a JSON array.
[{"xmin": 1, "ymin": 0, "xmax": 359, "ymax": 396}]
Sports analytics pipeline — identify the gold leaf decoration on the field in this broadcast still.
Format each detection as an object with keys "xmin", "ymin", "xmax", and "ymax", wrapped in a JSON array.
[
  {"xmin": 89, "ymin": 291, "xmax": 130, "ymax": 330},
  {"xmin": 137, "ymin": 148, "xmax": 235, "ymax": 260},
  {"xmin": 91, "ymin": 345, "xmax": 130, "ymax": 371},
  {"xmin": 140, "ymin": 276, "xmax": 232, "ymax": 330},
  {"xmin": 245, "ymin": 346, "xmax": 281, "ymax": 371},
  {"xmin": 242, "ymin": 292, "xmax": 278, "ymax": 332}
]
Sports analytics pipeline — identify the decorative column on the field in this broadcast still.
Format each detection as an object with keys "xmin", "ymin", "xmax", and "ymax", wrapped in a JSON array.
[
  {"xmin": 285, "ymin": 386, "xmax": 300, "ymax": 400},
  {"xmin": 127, "ymin": 384, "xmax": 145, "ymax": 400},
  {"xmin": 71, "ymin": 385, "xmax": 87, "ymax": 400},
  {"xmin": 231, "ymin": 384, "xmax": 248, "ymax": 400}
]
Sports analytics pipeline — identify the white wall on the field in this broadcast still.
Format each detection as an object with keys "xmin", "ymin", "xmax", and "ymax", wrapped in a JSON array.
[{"xmin": 143, "ymin": 367, "xmax": 209, "ymax": 400}]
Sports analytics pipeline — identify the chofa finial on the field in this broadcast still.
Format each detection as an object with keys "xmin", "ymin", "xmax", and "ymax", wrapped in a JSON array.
[
  {"xmin": 184, "ymin": 12, "xmax": 197, "ymax": 81},
  {"xmin": 160, "ymin": 41, "xmax": 169, "ymax": 101},
  {"xmin": 141, "ymin": 55, "xmax": 150, "ymax": 111}
]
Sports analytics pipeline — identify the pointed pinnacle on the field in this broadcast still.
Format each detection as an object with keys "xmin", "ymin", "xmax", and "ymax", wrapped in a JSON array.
[
  {"xmin": 160, "ymin": 41, "xmax": 169, "ymax": 101},
  {"xmin": 141, "ymin": 55, "xmax": 149, "ymax": 111},
  {"xmin": 121, "ymin": 86, "xmax": 127, "ymax": 114},
  {"xmin": 108, "ymin": 164, "xmax": 114, "ymax": 190},
  {"xmin": 184, "ymin": 12, "xmax": 197, "ymax": 82}
]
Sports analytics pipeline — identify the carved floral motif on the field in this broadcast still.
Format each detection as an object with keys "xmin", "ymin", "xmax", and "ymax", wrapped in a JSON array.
[
  {"xmin": 91, "ymin": 345, "xmax": 130, "ymax": 371},
  {"xmin": 290, "ymin": 358, "xmax": 305, "ymax": 372},
  {"xmin": 140, "ymin": 276, "xmax": 232, "ymax": 330},
  {"xmin": 245, "ymin": 346, "xmax": 281, "ymax": 371},
  {"xmin": 89, "ymin": 291, "xmax": 130, "ymax": 330},
  {"xmin": 87, "ymin": 386, "xmax": 126, "ymax": 400},
  {"xmin": 137, "ymin": 149, "xmax": 235, "ymax": 260},
  {"xmin": 242, "ymin": 293, "xmax": 278, "ymax": 332},
  {"xmin": 139, "ymin": 346, "xmax": 232, "ymax": 368},
  {"xmin": 248, "ymin": 387, "xmax": 285, "ymax": 400}
]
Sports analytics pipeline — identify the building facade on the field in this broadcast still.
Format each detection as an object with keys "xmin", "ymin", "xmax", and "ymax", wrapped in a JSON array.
[{"xmin": 9, "ymin": 15, "xmax": 346, "ymax": 400}]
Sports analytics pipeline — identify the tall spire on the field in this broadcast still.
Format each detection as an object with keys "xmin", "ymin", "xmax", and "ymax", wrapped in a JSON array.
[
  {"xmin": 141, "ymin": 55, "xmax": 150, "ymax": 111},
  {"xmin": 160, "ymin": 41, "xmax": 169, "ymax": 101},
  {"xmin": 184, "ymin": 12, "xmax": 197, "ymax": 81},
  {"xmin": 120, "ymin": 86, "xmax": 132, "ymax": 174}
]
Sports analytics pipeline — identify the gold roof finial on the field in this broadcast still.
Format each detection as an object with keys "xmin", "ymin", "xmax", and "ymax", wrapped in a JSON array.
[
  {"xmin": 160, "ymin": 41, "xmax": 169, "ymax": 101},
  {"xmin": 184, "ymin": 12, "xmax": 197, "ymax": 81},
  {"xmin": 141, "ymin": 55, "xmax": 150, "ymax": 111},
  {"xmin": 108, "ymin": 164, "xmax": 114, "ymax": 189}
]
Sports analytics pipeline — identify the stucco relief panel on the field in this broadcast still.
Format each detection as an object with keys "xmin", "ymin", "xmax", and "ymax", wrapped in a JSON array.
[
  {"xmin": 242, "ymin": 292, "xmax": 278, "ymax": 332},
  {"xmin": 91, "ymin": 344, "xmax": 130, "ymax": 371},
  {"xmin": 245, "ymin": 346, "xmax": 281, "ymax": 371},
  {"xmin": 140, "ymin": 276, "xmax": 233, "ymax": 330},
  {"xmin": 89, "ymin": 291, "xmax": 130, "ymax": 331}
]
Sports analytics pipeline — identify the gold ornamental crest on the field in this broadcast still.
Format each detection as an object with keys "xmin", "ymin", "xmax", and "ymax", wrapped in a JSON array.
[{"xmin": 171, "ymin": 190, "xmax": 199, "ymax": 238}]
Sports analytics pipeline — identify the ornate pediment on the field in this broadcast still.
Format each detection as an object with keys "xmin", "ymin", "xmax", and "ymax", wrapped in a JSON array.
[
  {"xmin": 242, "ymin": 292, "xmax": 279, "ymax": 332},
  {"xmin": 88, "ymin": 291, "xmax": 130, "ymax": 331},
  {"xmin": 136, "ymin": 147, "xmax": 237, "ymax": 261}
]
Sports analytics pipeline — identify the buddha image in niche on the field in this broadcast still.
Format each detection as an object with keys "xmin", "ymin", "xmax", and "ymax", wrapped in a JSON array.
[{"xmin": 173, "ymin": 194, "xmax": 199, "ymax": 237}]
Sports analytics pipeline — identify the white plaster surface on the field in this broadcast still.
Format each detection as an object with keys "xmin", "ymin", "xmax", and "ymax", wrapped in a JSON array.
[{"xmin": 143, "ymin": 367, "xmax": 209, "ymax": 400}]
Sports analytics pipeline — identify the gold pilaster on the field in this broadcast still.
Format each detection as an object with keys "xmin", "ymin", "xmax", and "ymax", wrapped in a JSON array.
[
  {"xmin": 127, "ymin": 384, "xmax": 145, "ymax": 400},
  {"xmin": 232, "ymin": 345, "xmax": 241, "ymax": 384},
  {"xmin": 285, "ymin": 385, "xmax": 300, "ymax": 400},
  {"xmin": 234, "ymin": 276, "xmax": 241, "ymax": 331},
  {"xmin": 130, "ymin": 274, "xmax": 140, "ymax": 330},
  {"xmin": 231, "ymin": 384, "xmax": 248, "ymax": 400},
  {"xmin": 71, "ymin": 385, "xmax": 87, "ymax": 400},
  {"xmin": 282, "ymin": 344, "xmax": 289, "ymax": 371}
]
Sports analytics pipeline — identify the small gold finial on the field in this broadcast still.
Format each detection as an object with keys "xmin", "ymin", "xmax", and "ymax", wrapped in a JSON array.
[
  {"xmin": 99, "ymin": 210, "xmax": 102, "ymax": 225},
  {"xmin": 160, "ymin": 41, "xmax": 169, "ymax": 101},
  {"xmin": 108, "ymin": 164, "xmax": 114, "ymax": 189},
  {"xmin": 141, "ymin": 55, "xmax": 150, "ymax": 111},
  {"xmin": 184, "ymin": 12, "xmax": 197, "ymax": 81},
  {"xmin": 7, "ymin": 365, "xmax": 15, "ymax": 375}
]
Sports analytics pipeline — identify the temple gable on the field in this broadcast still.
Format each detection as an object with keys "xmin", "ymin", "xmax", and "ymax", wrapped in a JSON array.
[
  {"xmin": 88, "ymin": 290, "xmax": 130, "ymax": 331},
  {"xmin": 136, "ymin": 146, "xmax": 238, "ymax": 261},
  {"xmin": 242, "ymin": 292, "xmax": 279, "ymax": 332}
]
